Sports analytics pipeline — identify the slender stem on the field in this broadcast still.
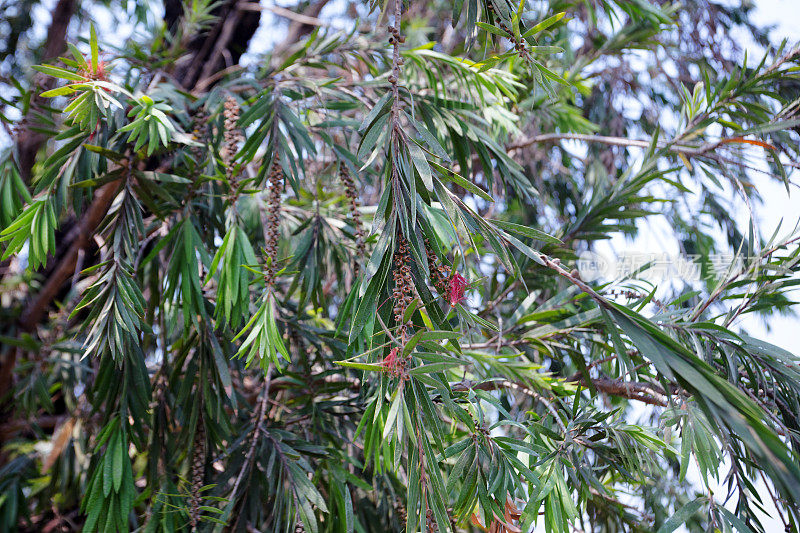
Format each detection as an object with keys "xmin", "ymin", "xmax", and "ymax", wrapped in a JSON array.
[
  {"xmin": 479, "ymin": 279, "xmax": 520, "ymax": 316},
  {"xmin": 508, "ymin": 132, "xmax": 726, "ymax": 156},
  {"xmin": 390, "ymin": 0, "xmax": 402, "ymax": 127},
  {"xmin": 453, "ymin": 377, "xmax": 668, "ymax": 407},
  {"xmin": 230, "ymin": 365, "xmax": 274, "ymax": 502},
  {"xmin": 692, "ymin": 234, "xmax": 800, "ymax": 321}
]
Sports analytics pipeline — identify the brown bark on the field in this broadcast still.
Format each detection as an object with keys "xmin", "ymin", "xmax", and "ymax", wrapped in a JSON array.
[
  {"xmin": 569, "ymin": 376, "xmax": 669, "ymax": 407},
  {"xmin": 19, "ymin": 181, "xmax": 121, "ymax": 329},
  {"xmin": 0, "ymin": 181, "xmax": 120, "ymax": 404},
  {"xmin": 268, "ymin": 0, "xmax": 332, "ymax": 67},
  {"xmin": 14, "ymin": 0, "xmax": 78, "ymax": 182},
  {"xmin": 172, "ymin": 0, "xmax": 263, "ymax": 89}
]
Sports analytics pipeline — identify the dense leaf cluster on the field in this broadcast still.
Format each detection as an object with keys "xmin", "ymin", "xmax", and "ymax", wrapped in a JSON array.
[{"xmin": 1, "ymin": 0, "xmax": 800, "ymax": 532}]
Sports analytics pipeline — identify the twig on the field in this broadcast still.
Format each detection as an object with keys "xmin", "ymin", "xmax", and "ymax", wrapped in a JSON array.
[
  {"xmin": 194, "ymin": 64, "xmax": 243, "ymax": 93},
  {"xmin": 229, "ymin": 365, "xmax": 274, "ymax": 501},
  {"xmin": 764, "ymin": 45, "xmax": 800, "ymax": 75},
  {"xmin": 241, "ymin": 3, "xmax": 330, "ymax": 27},
  {"xmin": 691, "ymin": 234, "xmax": 800, "ymax": 321},
  {"xmin": 464, "ymin": 338, "xmax": 531, "ymax": 349},
  {"xmin": 479, "ymin": 279, "xmax": 521, "ymax": 316},
  {"xmin": 452, "ymin": 376, "xmax": 668, "ymax": 408},
  {"xmin": 376, "ymin": 312, "xmax": 402, "ymax": 346},
  {"xmin": 508, "ymin": 132, "xmax": 726, "ymax": 157}
]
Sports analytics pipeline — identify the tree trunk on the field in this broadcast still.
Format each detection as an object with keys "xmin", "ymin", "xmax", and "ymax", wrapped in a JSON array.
[{"xmin": 14, "ymin": 0, "xmax": 78, "ymax": 183}]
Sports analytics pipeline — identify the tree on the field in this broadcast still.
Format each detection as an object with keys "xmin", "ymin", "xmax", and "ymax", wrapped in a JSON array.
[{"xmin": 1, "ymin": 0, "xmax": 800, "ymax": 531}]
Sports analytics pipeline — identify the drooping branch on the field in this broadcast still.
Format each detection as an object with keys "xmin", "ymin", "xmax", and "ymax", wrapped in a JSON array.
[
  {"xmin": 19, "ymin": 181, "xmax": 121, "ymax": 330},
  {"xmin": 228, "ymin": 364, "xmax": 274, "ymax": 528},
  {"xmin": 569, "ymin": 376, "xmax": 669, "ymax": 406},
  {"xmin": 242, "ymin": 3, "xmax": 330, "ymax": 27},
  {"xmin": 0, "ymin": 180, "xmax": 121, "ymax": 404}
]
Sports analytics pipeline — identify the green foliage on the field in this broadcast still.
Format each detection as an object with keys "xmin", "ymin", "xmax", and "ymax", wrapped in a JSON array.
[
  {"xmin": 233, "ymin": 293, "xmax": 290, "ymax": 370},
  {"xmin": 0, "ymin": 196, "xmax": 55, "ymax": 269},
  {"xmin": 81, "ymin": 419, "xmax": 137, "ymax": 533},
  {"xmin": 118, "ymin": 96, "xmax": 181, "ymax": 156},
  {"xmin": 1, "ymin": 1, "xmax": 800, "ymax": 532}
]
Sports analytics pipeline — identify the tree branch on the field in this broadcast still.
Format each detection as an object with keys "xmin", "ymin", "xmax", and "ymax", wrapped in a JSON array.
[
  {"xmin": 453, "ymin": 377, "xmax": 668, "ymax": 407},
  {"xmin": 0, "ymin": 180, "xmax": 120, "ymax": 407},
  {"xmin": 507, "ymin": 132, "xmax": 726, "ymax": 157},
  {"xmin": 267, "ymin": 0, "xmax": 332, "ymax": 67},
  {"xmin": 570, "ymin": 376, "xmax": 668, "ymax": 406},
  {"xmin": 230, "ymin": 365, "xmax": 274, "ymax": 510},
  {"xmin": 20, "ymin": 181, "xmax": 121, "ymax": 329},
  {"xmin": 241, "ymin": 3, "xmax": 330, "ymax": 27}
]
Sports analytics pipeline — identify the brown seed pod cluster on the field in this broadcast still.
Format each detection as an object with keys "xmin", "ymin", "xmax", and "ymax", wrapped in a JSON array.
[
  {"xmin": 190, "ymin": 108, "xmax": 208, "ymax": 169},
  {"xmin": 222, "ymin": 96, "xmax": 244, "ymax": 187},
  {"xmin": 424, "ymin": 239, "xmax": 451, "ymax": 296},
  {"xmin": 387, "ymin": 25, "xmax": 406, "ymax": 47},
  {"xmin": 339, "ymin": 166, "xmax": 366, "ymax": 269},
  {"xmin": 486, "ymin": 3, "xmax": 530, "ymax": 60},
  {"xmin": 264, "ymin": 158, "xmax": 284, "ymax": 287},
  {"xmin": 425, "ymin": 508, "xmax": 437, "ymax": 532},
  {"xmin": 394, "ymin": 497, "xmax": 408, "ymax": 526},
  {"xmin": 605, "ymin": 287, "xmax": 666, "ymax": 310},
  {"xmin": 188, "ymin": 418, "xmax": 206, "ymax": 530},
  {"xmin": 392, "ymin": 235, "xmax": 416, "ymax": 344},
  {"xmin": 387, "ymin": 24, "xmax": 405, "ymax": 85}
]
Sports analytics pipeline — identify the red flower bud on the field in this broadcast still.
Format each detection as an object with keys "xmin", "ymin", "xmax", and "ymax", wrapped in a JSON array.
[
  {"xmin": 382, "ymin": 347, "xmax": 401, "ymax": 375},
  {"xmin": 447, "ymin": 272, "xmax": 468, "ymax": 306}
]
